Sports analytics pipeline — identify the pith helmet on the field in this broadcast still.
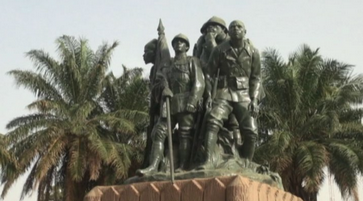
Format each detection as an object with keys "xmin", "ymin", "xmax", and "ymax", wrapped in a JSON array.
[
  {"xmin": 171, "ymin": 33, "xmax": 190, "ymax": 50},
  {"xmin": 200, "ymin": 16, "xmax": 228, "ymax": 34}
]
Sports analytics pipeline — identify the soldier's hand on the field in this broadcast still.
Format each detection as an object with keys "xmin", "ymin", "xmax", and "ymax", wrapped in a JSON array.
[
  {"xmin": 205, "ymin": 32, "xmax": 217, "ymax": 42},
  {"xmin": 186, "ymin": 104, "xmax": 196, "ymax": 113},
  {"xmin": 162, "ymin": 87, "xmax": 173, "ymax": 98},
  {"xmin": 248, "ymin": 99, "xmax": 259, "ymax": 118}
]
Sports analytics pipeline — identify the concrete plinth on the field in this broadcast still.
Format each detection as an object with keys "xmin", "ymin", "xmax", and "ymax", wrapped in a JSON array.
[{"xmin": 84, "ymin": 175, "xmax": 302, "ymax": 201}]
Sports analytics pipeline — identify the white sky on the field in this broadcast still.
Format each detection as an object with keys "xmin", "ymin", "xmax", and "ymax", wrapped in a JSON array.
[{"xmin": 1, "ymin": 0, "xmax": 363, "ymax": 200}]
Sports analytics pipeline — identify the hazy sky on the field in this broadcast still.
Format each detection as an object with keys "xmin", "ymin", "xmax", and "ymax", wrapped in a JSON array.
[{"xmin": 1, "ymin": 0, "xmax": 363, "ymax": 200}]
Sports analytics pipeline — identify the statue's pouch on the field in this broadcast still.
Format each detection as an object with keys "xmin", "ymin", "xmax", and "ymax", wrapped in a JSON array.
[
  {"xmin": 220, "ymin": 76, "xmax": 249, "ymax": 90},
  {"xmin": 235, "ymin": 76, "xmax": 248, "ymax": 90}
]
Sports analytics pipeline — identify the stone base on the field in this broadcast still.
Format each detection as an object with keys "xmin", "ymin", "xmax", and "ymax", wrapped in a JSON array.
[
  {"xmin": 125, "ymin": 168, "xmax": 283, "ymax": 190},
  {"xmin": 84, "ymin": 175, "xmax": 302, "ymax": 201}
]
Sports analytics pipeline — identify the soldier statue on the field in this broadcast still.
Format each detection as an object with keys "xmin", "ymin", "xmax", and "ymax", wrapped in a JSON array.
[
  {"xmin": 193, "ymin": 16, "xmax": 229, "ymax": 65},
  {"xmin": 136, "ymin": 34, "xmax": 205, "ymax": 175},
  {"xmin": 194, "ymin": 16, "xmax": 242, "ymax": 157},
  {"xmin": 198, "ymin": 20, "xmax": 261, "ymax": 169}
]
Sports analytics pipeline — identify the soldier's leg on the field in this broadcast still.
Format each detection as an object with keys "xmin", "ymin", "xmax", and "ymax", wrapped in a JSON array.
[
  {"xmin": 136, "ymin": 118, "xmax": 168, "ymax": 176},
  {"xmin": 225, "ymin": 113, "xmax": 241, "ymax": 147},
  {"xmin": 175, "ymin": 112, "xmax": 196, "ymax": 171},
  {"xmin": 198, "ymin": 99, "xmax": 232, "ymax": 169},
  {"xmin": 232, "ymin": 102, "xmax": 258, "ymax": 160},
  {"xmin": 229, "ymin": 114, "xmax": 242, "ymax": 145}
]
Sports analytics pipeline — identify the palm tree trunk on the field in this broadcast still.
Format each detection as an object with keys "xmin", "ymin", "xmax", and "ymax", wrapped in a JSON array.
[
  {"xmin": 287, "ymin": 182, "xmax": 317, "ymax": 201},
  {"xmin": 64, "ymin": 173, "xmax": 87, "ymax": 201},
  {"xmin": 296, "ymin": 189, "xmax": 317, "ymax": 201}
]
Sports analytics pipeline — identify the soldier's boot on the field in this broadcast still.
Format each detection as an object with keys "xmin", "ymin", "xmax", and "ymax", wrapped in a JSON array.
[
  {"xmin": 239, "ymin": 134, "xmax": 256, "ymax": 161},
  {"xmin": 196, "ymin": 125, "xmax": 219, "ymax": 170},
  {"xmin": 233, "ymin": 129, "xmax": 242, "ymax": 146},
  {"xmin": 136, "ymin": 141, "xmax": 163, "ymax": 176},
  {"xmin": 175, "ymin": 137, "xmax": 191, "ymax": 173}
]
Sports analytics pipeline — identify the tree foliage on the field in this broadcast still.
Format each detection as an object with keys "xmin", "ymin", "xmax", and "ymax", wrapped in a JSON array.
[
  {"xmin": 1, "ymin": 36, "xmax": 149, "ymax": 201},
  {"xmin": 255, "ymin": 44, "xmax": 363, "ymax": 201}
]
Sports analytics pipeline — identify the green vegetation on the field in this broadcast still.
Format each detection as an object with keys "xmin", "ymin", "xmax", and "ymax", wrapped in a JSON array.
[
  {"xmin": 0, "ymin": 36, "xmax": 149, "ymax": 201},
  {"xmin": 1, "ymin": 37, "xmax": 363, "ymax": 201},
  {"xmin": 255, "ymin": 45, "xmax": 363, "ymax": 201}
]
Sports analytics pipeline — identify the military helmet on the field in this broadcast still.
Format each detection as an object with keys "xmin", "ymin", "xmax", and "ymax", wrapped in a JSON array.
[
  {"xmin": 200, "ymin": 16, "xmax": 228, "ymax": 34},
  {"xmin": 171, "ymin": 33, "xmax": 190, "ymax": 51}
]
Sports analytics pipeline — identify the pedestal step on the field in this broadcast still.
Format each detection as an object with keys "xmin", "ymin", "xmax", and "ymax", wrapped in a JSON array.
[{"xmin": 84, "ymin": 175, "xmax": 302, "ymax": 201}]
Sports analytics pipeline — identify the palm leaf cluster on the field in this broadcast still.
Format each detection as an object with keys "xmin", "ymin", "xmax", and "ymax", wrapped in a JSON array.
[
  {"xmin": 1, "ymin": 36, "xmax": 149, "ymax": 201},
  {"xmin": 100, "ymin": 66, "xmax": 150, "ymax": 177},
  {"xmin": 255, "ymin": 45, "xmax": 363, "ymax": 201}
]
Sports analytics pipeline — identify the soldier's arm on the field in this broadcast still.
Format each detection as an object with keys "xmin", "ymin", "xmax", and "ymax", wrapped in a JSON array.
[
  {"xmin": 200, "ymin": 34, "xmax": 217, "ymax": 68},
  {"xmin": 155, "ymin": 66, "xmax": 170, "ymax": 88},
  {"xmin": 188, "ymin": 58, "xmax": 205, "ymax": 107},
  {"xmin": 249, "ymin": 47, "xmax": 261, "ymax": 101},
  {"xmin": 153, "ymin": 64, "xmax": 173, "ymax": 101},
  {"xmin": 204, "ymin": 47, "xmax": 219, "ymax": 98},
  {"xmin": 193, "ymin": 35, "xmax": 205, "ymax": 58},
  {"xmin": 203, "ymin": 32, "xmax": 218, "ymax": 57}
]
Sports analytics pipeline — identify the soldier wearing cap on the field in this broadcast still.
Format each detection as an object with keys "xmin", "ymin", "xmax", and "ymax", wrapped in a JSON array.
[
  {"xmin": 198, "ymin": 20, "xmax": 261, "ymax": 169},
  {"xmin": 136, "ymin": 34, "xmax": 205, "ymax": 175}
]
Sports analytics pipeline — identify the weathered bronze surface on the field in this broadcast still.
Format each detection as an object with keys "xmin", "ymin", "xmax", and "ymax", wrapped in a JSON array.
[
  {"xmin": 135, "ymin": 18, "xmax": 280, "ymax": 189},
  {"xmin": 136, "ymin": 32, "xmax": 205, "ymax": 177}
]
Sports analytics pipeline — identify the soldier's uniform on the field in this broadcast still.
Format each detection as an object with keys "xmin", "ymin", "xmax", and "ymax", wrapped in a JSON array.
[
  {"xmin": 152, "ymin": 55, "xmax": 204, "ymax": 152},
  {"xmin": 201, "ymin": 37, "xmax": 261, "ymax": 167},
  {"xmin": 137, "ymin": 34, "xmax": 205, "ymax": 175},
  {"xmin": 193, "ymin": 16, "xmax": 240, "ymax": 152}
]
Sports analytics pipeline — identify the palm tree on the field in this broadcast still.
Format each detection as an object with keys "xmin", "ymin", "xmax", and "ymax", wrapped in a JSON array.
[
  {"xmin": 1, "ymin": 35, "xmax": 147, "ymax": 201},
  {"xmin": 255, "ymin": 44, "xmax": 363, "ymax": 201},
  {"xmin": 99, "ymin": 65, "xmax": 150, "ymax": 182},
  {"xmin": 0, "ymin": 134, "xmax": 15, "ymax": 170}
]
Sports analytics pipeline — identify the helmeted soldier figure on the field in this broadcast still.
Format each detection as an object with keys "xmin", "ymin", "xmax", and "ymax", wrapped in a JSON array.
[
  {"xmin": 193, "ymin": 16, "xmax": 229, "ymax": 66},
  {"xmin": 198, "ymin": 20, "xmax": 261, "ymax": 169},
  {"xmin": 136, "ymin": 34, "xmax": 205, "ymax": 175},
  {"xmin": 194, "ymin": 16, "xmax": 241, "ymax": 156}
]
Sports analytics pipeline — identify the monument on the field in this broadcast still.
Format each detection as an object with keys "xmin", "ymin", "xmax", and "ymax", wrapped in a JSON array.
[{"xmin": 84, "ymin": 18, "xmax": 303, "ymax": 201}]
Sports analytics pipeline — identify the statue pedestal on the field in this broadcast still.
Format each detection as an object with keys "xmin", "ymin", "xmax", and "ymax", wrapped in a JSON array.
[{"xmin": 84, "ymin": 175, "xmax": 302, "ymax": 201}]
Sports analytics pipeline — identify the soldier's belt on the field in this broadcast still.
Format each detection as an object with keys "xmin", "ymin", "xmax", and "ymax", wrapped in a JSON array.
[{"xmin": 217, "ymin": 76, "xmax": 249, "ymax": 90}]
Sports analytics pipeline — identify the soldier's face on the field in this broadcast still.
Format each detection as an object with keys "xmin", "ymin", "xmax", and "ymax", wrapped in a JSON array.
[
  {"xmin": 172, "ymin": 39, "xmax": 188, "ymax": 53},
  {"xmin": 206, "ymin": 24, "xmax": 224, "ymax": 38},
  {"xmin": 229, "ymin": 23, "xmax": 245, "ymax": 40},
  {"xmin": 206, "ymin": 24, "xmax": 222, "ymax": 34},
  {"xmin": 143, "ymin": 49, "xmax": 155, "ymax": 64}
]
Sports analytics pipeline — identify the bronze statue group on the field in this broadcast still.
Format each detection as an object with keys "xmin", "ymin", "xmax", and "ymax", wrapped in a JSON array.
[{"xmin": 136, "ymin": 16, "xmax": 264, "ymax": 178}]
